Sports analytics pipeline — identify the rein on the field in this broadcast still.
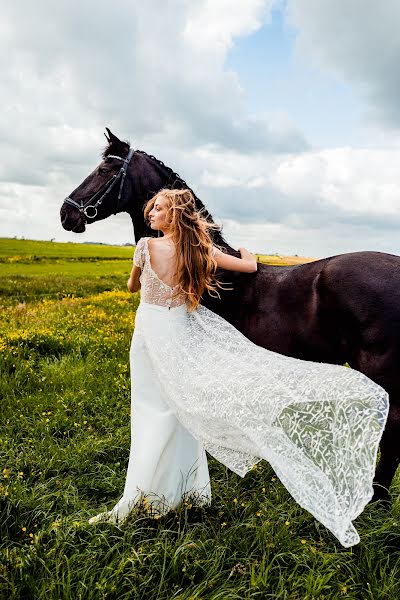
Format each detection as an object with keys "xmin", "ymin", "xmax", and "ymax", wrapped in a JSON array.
[{"xmin": 64, "ymin": 148, "xmax": 135, "ymax": 221}]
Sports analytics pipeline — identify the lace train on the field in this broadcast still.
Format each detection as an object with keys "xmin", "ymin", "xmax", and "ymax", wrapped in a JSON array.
[{"xmin": 135, "ymin": 299, "xmax": 389, "ymax": 548}]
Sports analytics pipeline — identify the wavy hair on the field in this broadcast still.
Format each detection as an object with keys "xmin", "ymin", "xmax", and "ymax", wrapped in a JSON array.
[{"xmin": 143, "ymin": 188, "xmax": 232, "ymax": 312}]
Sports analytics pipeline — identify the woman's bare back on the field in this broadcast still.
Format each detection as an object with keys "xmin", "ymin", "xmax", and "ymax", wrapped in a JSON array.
[{"xmin": 147, "ymin": 237, "xmax": 179, "ymax": 289}]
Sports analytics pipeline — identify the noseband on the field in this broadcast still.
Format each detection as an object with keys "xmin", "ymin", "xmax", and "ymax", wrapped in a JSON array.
[{"xmin": 64, "ymin": 148, "xmax": 135, "ymax": 222}]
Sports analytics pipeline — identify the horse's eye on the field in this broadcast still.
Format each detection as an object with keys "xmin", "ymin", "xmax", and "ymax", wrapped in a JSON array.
[{"xmin": 99, "ymin": 168, "xmax": 109, "ymax": 176}]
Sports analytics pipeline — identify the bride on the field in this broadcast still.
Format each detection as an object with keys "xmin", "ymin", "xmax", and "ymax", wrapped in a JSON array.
[{"xmin": 88, "ymin": 188, "xmax": 389, "ymax": 548}]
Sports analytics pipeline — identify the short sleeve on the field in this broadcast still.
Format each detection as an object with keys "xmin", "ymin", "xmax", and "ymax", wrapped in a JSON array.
[{"xmin": 133, "ymin": 237, "xmax": 146, "ymax": 268}]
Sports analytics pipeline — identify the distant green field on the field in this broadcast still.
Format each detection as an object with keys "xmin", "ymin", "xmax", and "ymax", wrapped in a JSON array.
[
  {"xmin": 0, "ymin": 238, "xmax": 317, "ymax": 307},
  {"xmin": 0, "ymin": 238, "xmax": 136, "ymax": 305},
  {"xmin": 0, "ymin": 237, "xmax": 135, "ymax": 262}
]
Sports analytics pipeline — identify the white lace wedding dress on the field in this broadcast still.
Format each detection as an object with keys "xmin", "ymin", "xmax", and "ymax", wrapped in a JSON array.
[{"xmin": 89, "ymin": 236, "xmax": 389, "ymax": 548}]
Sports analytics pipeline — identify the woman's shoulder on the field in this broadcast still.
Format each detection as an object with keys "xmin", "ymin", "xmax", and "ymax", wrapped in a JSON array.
[
  {"xmin": 136, "ymin": 236, "xmax": 150, "ymax": 248},
  {"xmin": 133, "ymin": 238, "xmax": 147, "ymax": 267},
  {"xmin": 147, "ymin": 237, "xmax": 174, "ymax": 250}
]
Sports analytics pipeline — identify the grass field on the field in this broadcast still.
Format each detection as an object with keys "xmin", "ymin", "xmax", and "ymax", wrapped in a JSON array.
[{"xmin": 1, "ymin": 238, "xmax": 400, "ymax": 599}]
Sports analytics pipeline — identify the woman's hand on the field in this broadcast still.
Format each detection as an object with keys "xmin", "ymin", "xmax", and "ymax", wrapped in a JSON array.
[
  {"xmin": 213, "ymin": 246, "xmax": 257, "ymax": 273},
  {"xmin": 239, "ymin": 247, "xmax": 255, "ymax": 261},
  {"xmin": 239, "ymin": 247, "xmax": 258, "ymax": 272}
]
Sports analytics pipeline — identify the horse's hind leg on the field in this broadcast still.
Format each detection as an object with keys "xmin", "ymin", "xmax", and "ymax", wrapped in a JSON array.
[
  {"xmin": 350, "ymin": 348, "xmax": 400, "ymax": 504},
  {"xmin": 372, "ymin": 402, "xmax": 400, "ymax": 503}
]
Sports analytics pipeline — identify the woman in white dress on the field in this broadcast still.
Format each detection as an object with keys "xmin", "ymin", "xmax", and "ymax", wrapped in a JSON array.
[{"xmin": 88, "ymin": 188, "xmax": 389, "ymax": 548}]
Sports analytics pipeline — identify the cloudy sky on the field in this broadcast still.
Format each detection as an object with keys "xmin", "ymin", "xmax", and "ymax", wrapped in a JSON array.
[{"xmin": 2, "ymin": 0, "xmax": 400, "ymax": 257}]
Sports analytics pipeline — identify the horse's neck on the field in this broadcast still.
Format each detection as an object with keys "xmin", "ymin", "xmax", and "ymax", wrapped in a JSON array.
[{"xmin": 127, "ymin": 153, "xmax": 235, "ymax": 253}]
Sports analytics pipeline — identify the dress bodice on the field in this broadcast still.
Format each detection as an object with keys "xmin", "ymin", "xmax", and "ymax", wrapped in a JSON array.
[{"xmin": 133, "ymin": 237, "xmax": 187, "ymax": 308}]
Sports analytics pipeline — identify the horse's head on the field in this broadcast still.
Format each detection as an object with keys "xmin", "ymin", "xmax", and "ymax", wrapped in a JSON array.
[
  {"xmin": 60, "ymin": 128, "xmax": 134, "ymax": 233},
  {"xmin": 60, "ymin": 128, "xmax": 230, "ymax": 247}
]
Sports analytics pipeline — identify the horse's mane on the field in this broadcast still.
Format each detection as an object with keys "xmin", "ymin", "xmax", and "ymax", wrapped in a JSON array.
[
  {"xmin": 102, "ymin": 138, "xmax": 230, "ymax": 248},
  {"xmin": 102, "ymin": 140, "xmax": 197, "ymax": 200},
  {"xmin": 138, "ymin": 150, "xmax": 233, "ymax": 247}
]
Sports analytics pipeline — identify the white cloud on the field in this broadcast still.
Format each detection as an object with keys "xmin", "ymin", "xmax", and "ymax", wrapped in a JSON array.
[
  {"xmin": 184, "ymin": 0, "xmax": 274, "ymax": 52},
  {"xmin": 222, "ymin": 218, "xmax": 398, "ymax": 258},
  {"xmin": 190, "ymin": 145, "xmax": 400, "ymax": 255},
  {"xmin": 271, "ymin": 148, "xmax": 400, "ymax": 219},
  {"xmin": 0, "ymin": 0, "xmax": 305, "ymax": 187}
]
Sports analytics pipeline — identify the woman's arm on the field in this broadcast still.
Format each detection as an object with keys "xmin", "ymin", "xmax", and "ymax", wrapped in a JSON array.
[
  {"xmin": 127, "ymin": 264, "xmax": 142, "ymax": 293},
  {"xmin": 128, "ymin": 244, "xmax": 256, "ymax": 292},
  {"xmin": 213, "ymin": 246, "xmax": 257, "ymax": 273}
]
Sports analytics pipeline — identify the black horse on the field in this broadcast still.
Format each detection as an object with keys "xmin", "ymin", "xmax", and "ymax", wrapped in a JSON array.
[{"xmin": 60, "ymin": 128, "xmax": 400, "ymax": 503}]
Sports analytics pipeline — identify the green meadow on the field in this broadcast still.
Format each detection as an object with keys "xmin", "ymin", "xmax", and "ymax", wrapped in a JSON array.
[{"xmin": 1, "ymin": 237, "xmax": 400, "ymax": 599}]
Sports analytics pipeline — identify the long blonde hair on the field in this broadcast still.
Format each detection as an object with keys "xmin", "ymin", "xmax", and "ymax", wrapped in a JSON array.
[{"xmin": 144, "ymin": 188, "xmax": 232, "ymax": 312}]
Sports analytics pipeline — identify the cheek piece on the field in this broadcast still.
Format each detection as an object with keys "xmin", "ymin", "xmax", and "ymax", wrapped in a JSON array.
[{"xmin": 64, "ymin": 148, "xmax": 135, "ymax": 222}]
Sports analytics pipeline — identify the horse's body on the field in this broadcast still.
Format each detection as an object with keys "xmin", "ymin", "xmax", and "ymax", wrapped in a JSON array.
[{"xmin": 60, "ymin": 130, "xmax": 400, "ymax": 501}]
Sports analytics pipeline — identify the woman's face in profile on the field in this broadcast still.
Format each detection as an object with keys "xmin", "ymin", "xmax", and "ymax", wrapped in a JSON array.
[{"xmin": 148, "ymin": 195, "xmax": 170, "ymax": 231}]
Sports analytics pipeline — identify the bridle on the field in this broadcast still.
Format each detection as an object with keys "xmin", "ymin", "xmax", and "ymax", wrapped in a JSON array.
[{"xmin": 64, "ymin": 148, "xmax": 135, "ymax": 222}]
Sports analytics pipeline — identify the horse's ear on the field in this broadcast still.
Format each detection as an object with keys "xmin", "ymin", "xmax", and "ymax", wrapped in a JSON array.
[{"xmin": 105, "ymin": 128, "xmax": 121, "ymax": 146}]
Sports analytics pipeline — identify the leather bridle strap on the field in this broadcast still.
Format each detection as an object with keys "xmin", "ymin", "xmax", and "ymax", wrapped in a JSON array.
[{"xmin": 64, "ymin": 148, "xmax": 135, "ymax": 222}]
